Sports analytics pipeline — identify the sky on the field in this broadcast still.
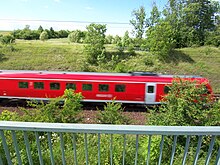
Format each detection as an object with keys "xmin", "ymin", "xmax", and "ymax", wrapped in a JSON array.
[{"xmin": 0, "ymin": 0, "xmax": 168, "ymax": 36}]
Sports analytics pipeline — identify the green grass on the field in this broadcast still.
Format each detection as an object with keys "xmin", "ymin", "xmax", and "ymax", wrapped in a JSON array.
[
  {"xmin": 0, "ymin": 39, "xmax": 219, "ymax": 93},
  {"xmin": 155, "ymin": 47, "xmax": 220, "ymax": 93},
  {"xmin": 0, "ymin": 39, "xmax": 86, "ymax": 71},
  {"xmin": 0, "ymin": 31, "xmax": 11, "ymax": 36}
]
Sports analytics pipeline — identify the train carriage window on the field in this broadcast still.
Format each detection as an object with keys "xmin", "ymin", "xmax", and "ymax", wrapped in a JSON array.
[
  {"xmin": 34, "ymin": 82, "xmax": 44, "ymax": 89},
  {"xmin": 66, "ymin": 83, "xmax": 76, "ymax": 90},
  {"xmin": 82, "ymin": 84, "xmax": 92, "ymax": 91},
  {"xmin": 50, "ymin": 83, "xmax": 60, "ymax": 90},
  {"xmin": 115, "ymin": 84, "xmax": 126, "ymax": 92},
  {"xmin": 164, "ymin": 86, "xmax": 171, "ymax": 94},
  {"xmin": 19, "ymin": 82, "xmax": 28, "ymax": 88},
  {"xmin": 99, "ymin": 84, "xmax": 109, "ymax": 92},
  {"xmin": 147, "ymin": 86, "xmax": 154, "ymax": 93}
]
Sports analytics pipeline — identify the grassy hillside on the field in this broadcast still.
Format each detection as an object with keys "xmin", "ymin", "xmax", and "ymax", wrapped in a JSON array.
[
  {"xmin": 0, "ymin": 39, "xmax": 219, "ymax": 93},
  {"xmin": 0, "ymin": 31, "xmax": 11, "ymax": 36}
]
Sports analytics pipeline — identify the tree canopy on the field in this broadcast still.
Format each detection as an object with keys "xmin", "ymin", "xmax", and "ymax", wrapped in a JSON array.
[
  {"xmin": 84, "ymin": 23, "xmax": 107, "ymax": 65},
  {"xmin": 128, "ymin": 0, "xmax": 220, "ymax": 59}
]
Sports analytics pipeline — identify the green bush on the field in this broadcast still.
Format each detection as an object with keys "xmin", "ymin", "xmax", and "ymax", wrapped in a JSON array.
[
  {"xmin": 146, "ymin": 79, "xmax": 220, "ymax": 164},
  {"xmin": 20, "ymin": 89, "xmax": 83, "ymax": 123},
  {"xmin": 68, "ymin": 30, "xmax": 85, "ymax": 43},
  {"xmin": 147, "ymin": 79, "xmax": 216, "ymax": 126},
  {"xmin": 39, "ymin": 31, "xmax": 49, "ymax": 41},
  {"xmin": 0, "ymin": 35, "xmax": 15, "ymax": 45},
  {"xmin": 96, "ymin": 100, "xmax": 131, "ymax": 124},
  {"xmin": 0, "ymin": 110, "xmax": 19, "ymax": 121},
  {"xmin": 0, "ymin": 90, "xmax": 83, "ymax": 164},
  {"xmin": 61, "ymin": 89, "xmax": 83, "ymax": 123}
]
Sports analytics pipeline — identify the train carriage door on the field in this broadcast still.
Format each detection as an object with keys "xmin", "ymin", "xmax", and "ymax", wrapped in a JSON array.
[{"xmin": 145, "ymin": 83, "xmax": 156, "ymax": 104}]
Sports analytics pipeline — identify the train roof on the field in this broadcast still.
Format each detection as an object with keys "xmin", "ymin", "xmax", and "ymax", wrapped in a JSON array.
[{"xmin": 0, "ymin": 70, "xmax": 207, "ymax": 83}]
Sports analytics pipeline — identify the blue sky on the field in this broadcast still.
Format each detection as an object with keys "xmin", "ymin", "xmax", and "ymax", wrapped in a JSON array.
[{"xmin": 0, "ymin": 0, "xmax": 168, "ymax": 36}]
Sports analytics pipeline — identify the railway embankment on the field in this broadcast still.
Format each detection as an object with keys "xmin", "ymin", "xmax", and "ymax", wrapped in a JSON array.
[{"xmin": 0, "ymin": 39, "xmax": 219, "ymax": 93}]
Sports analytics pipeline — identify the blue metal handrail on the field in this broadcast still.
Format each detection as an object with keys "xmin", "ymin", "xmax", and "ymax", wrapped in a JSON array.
[{"xmin": 0, "ymin": 121, "xmax": 219, "ymax": 165}]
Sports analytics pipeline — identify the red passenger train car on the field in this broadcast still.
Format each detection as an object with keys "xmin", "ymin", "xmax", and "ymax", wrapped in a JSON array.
[{"xmin": 0, "ymin": 70, "xmax": 213, "ymax": 105}]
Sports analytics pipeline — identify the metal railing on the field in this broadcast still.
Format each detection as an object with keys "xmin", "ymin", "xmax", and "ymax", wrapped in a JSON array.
[{"xmin": 0, "ymin": 121, "xmax": 219, "ymax": 165}]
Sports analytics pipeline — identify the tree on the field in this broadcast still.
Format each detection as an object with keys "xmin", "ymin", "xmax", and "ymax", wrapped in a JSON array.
[
  {"xmin": 146, "ymin": 21, "xmax": 176, "ymax": 60},
  {"xmin": 39, "ymin": 31, "xmax": 49, "ymax": 41},
  {"xmin": 105, "ymin": 35, "xmax": 114, "ymax": 44},
  {"xmin": 113, "ymin": 35, "xmax": 121, "ymax": 44},
  {"xmin": 58, "ymin": 30, "xmax": 69, "ymax": 38},
  {"xmin": 68, "ymin": 30, "xmax": 84, "ymax": 43},
  {"xmin": 130, "ymin": 6, "xmax": 146, "ymax": 39},
  {"xmin": 146, "ymin": 2, "xmax": 161, "ymax": 27},
  {"xmin": 205, "ymin": 25, "xmax": 220, "ymax": 46},
  {"xmin": 49, "ymin": 27, "xmax": 57, "ymax": 38},
  {"xmin": 122, "ymin": 31, "xmax": 131, "ymax": 48},
  {"xmin": 166, "ymin": 0, "xmax": 220, "ymax": 47},
  {"xmin": 24, "ymin": 25, "xmax": 30, "ymax": 31},
  {"xmin": 162, "ymin": 0, "xmax": 184, "ymax": 48},
  {"xmin": 159, "ymin": 0, "xmax": 220, "ymax": 47},
  {"xmin": 37, "ymin": 25, "xmax": 44, "ymax": 33},
  {"xmin": 84, "ymin": 23, "xmax": 107, "ymax": 65}
]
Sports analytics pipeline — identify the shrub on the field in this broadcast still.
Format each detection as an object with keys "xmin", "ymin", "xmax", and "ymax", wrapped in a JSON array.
[
  {"xmin": 20, "ymin": 89, "xmax": 83, "ymax": 123},
  {"xmin": 0, "ymin": 35, "xmax": 15, "ymax": 45},
  {"xmin": 96, "ymin": 100, "xmax": 131, "ymax": 124},
  {"xmin": 39, "ymin": 31, "xmax": 49, "ymax": 41},
  {"xmin": 146, "ymin": 79, "xmax": 220, "ymax": 164},
  {"xmin": 68, "ymin": 30, "xmax": 84, "ymax": 43},
  {"xmin": 61, "ymin": 89, "xmax": 83, "ymax": 123},
  {"xmin": 147, "ymin": 79, "xmax": 215, "ymax": 126}
]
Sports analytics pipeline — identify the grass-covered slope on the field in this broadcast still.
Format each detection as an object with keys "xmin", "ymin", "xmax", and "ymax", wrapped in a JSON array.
[{"xmin": 0, "ymin": 39, "xmax": 219, "ymax": 92}]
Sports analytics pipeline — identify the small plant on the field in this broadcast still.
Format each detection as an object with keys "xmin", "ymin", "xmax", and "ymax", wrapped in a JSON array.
[
  {"xmin": 96, "ymin": 100, "xmax": 131, "ymax": 124},
  {"xmin": 39, "ymin": 30, "xmax": 49, "ymax": 41},
  {"xmin": 20, "ymin": 89, "xmax": 83, "ymax": 123},
  {"xmin": 61, "ymin": 89, "xmax": 83, "ymax": 123}
]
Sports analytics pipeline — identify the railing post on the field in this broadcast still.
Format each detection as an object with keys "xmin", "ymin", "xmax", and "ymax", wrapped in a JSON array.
[
  {"xmin": 84, "ymin": 133, "xmax": 88, "ymax": 165},
  {"xmin": 0, "ymin": 130, "xmax": 12, "ymax": 165},
  {"xmin": 146, "ymin": 135, "xmax": 152, "ymax": 165},
  {"xmin": 60, "ymin": 132, "xmax": 66, "ymax": 165},
  {"xmin": 47, "ymin": 132, "xmax": 55, "ymax": 165},
  {"xmin": 11, "ymin": 130, "xmax": 22, "ymax": 165},
  {"xmin": 193, "ymin": 135, "xmax": 203, "ymax": 165},
  {"xmin": 72, "ymin": 133, "xmax": 78, "ymax": 165},
  {"xmin": 158, "ymin": 135, "xmax": 164, "ymax": 165},
  {"xmin": 23, "ymin": 131, "xmax": 33, "ymax": 165},
  {"xmin": 122, "ymin": 134, "xmax": 126, "ymax": 165},
  {"xmin": 35, "ymin": 132, "xmax": 44, "ymax": 165},
  {"xmin": 205, "ymin": 135, "xmax": 216, "ymax": 165},
  {"xmin": 110, "ymin": 134, "xmax": 113, "ymax": 165},
  {"xmin": 182, "ymin": 135, "xmax": 190, "ymax": 165},
  {"xmin": 135, "ymin": 134, "xmax": 139, "ymax": 165},
  {"xmin": 0, "ymin": 152, "xmax": 4, "ymax": 165},
  {"xmin": 98, "ymin": 133, "xmax": 101, "ymax": 165},
  {"xmin": 215, "ymin": 147, "xmax": 220, "ymax": 165},
  {"xmin": 170, "ymin": 135, "xmax": 178, "ymax": 165}
]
